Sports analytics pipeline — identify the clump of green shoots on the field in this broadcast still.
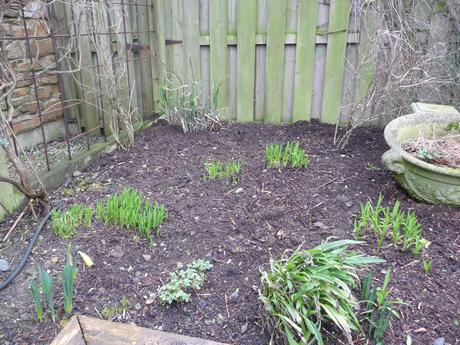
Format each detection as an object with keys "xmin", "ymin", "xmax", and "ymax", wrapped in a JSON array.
[
  {"xmin": 51, "ymin": 204, "xmax": 93, "ymax": 239},
  {"xmin": 422, "ymin": 257, "xmax": 432, "ymax": 274},
  {"xmin": 158, "ymin": 259, "xmax": 213, "ymax": 304},
  {"xmin": 30, "ymin": 280, "xmax": 44, "ymax": 322},
  {"xmin": 354, "ymin": 195, "xmax": 429, "ymax": 255},
  {"xmin": 62, "ymin": 245, "xmax": 77, "ymax": 315},
  {"xmin": 204, "ymin": 159, "xmax": 242, "ymax": 183},
  {"xmin": 361, "ymin": 269, "xmax": 402, "ymax": 345},
  {"xmin": 265, "ymin": 141, "xmax": 310, "ymax": 169},
  {"xmin": 38, "ymin": 268, "xmax": 56, "ymax": 322},
  {"xmin": 95, "ymin": 188, "xmax": 168, "ymax": 243},
  {"xmin": 102, "ymin": 296, "xmax": 130, "ymax": 321}
]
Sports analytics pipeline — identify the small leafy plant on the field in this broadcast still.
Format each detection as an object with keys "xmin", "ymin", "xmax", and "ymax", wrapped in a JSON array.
[
  {"xmin": 354, "ymin": 196, "xmax": 429, "ymax": 256},
  {"xmin": 361, "ymin": 269, "xmax": 402, "ymax": 345},
  {"xmin": 158, "ymin": 259, "xmax": 213, "ymax": 304},
  {"xmin": 39, "ymin": 268, "xmax": 56, "ymax": 322},
  {"xmin": 422, "ymin": 257, "xmax": 432, "ymax": 274},
  {"xmin": 204, "ymin": 159, "xmax": 242, "ymax": 183},
  {"xmin": 62, "ymin": 246, "xmax": 77, "ymax": 315},
  {"xmin": 51, "ymin": 204, "xmax": 93, "ymax": 239},
  {"xmin": 265, "ymin": 141, "xmax": 310, "ymax": 169},
  {"xmin": 259, "ymin": 240, "xmax": 385, "ymax": 345},
  {"xmin": 95, "ymin": 188, "xmax": 168, "ymax": 243},
  {"xmin": 101, "ymin": 296, "xmax": 130, "ymax": 320}
]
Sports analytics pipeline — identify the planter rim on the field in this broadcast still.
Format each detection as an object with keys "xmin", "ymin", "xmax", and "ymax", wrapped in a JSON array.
[{"xmin": 384, "ymin": 112, "xmax": 460, "ymax": 178}]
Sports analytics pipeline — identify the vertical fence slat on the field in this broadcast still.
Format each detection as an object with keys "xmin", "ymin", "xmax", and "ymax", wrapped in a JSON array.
[
  {"xmin": 292, "ymin": 0, "xmax": 317, "ymax": 122},
  {"xmin": 183, "ymin": 0, "xmax": 200, "ymax": 86},
  {"xmin": 321, "ymin": 0, "xmax": 349, "ymax": 124},
  {"xmin": 210, "ymin": 0, "xmax": 228, "ymax": 108},
  {"xmin": 152, "ymin": 0, "xmax": 167, "ymax": 111},
  {"xmin": 236, "ymin": 0, "xmax": 257, "ymax": 122},
  {"xmin": 264, "ymin": 0, "xmax": 286, "ymax": 123}
]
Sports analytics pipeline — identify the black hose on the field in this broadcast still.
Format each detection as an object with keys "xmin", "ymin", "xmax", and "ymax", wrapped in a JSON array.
[{"xmin": 0, "ymin": 210, "xmax": 52, "ymax": 291}]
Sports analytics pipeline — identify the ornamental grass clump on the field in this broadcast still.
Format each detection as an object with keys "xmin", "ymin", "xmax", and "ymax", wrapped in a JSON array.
[
  {"xmin": 265, "ymin": 141, "xmax": 310, "ymax": 169},
  {"xmin": 51, "ymin": 204, "xmax": 93, "ymax": 239},
  {"xmin": 204, "ymin": 159, "xmax": 242, "ymax": 183},
  {"xmin": 259, "ymin": 240, "xmax": 385, "ymax": 345}
]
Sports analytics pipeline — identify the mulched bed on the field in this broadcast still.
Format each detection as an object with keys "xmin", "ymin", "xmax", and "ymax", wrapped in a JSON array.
[{"xmin": 0, "ymin": 121, "xmax": 459, "ymax": 345}]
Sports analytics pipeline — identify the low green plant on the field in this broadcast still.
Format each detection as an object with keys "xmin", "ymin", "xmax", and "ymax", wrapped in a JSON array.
[
  {"xmin": 95, "ymin": 188, "xmax": 167, "ymax": 242},
  {"xmin": 265, "ymin": 141, "xmax": 310, "ymax": 169},
  {"xmin": 51, "ymin": 204, "xmax": 93, "ymax": 239},
  {"xmin": 422, "ymin": 257, "xmax": 432, "ymax": 274},
  {"xmin": 30, "ymin": 280, "xmax": 44, "ymax": 322},
  {"xmin": 62, "ymin": 246, "xmax": 77, "ymax": 315},
  {"xmin": 158, "ymin": 259, "xmax": 213, "ymax": 304},
  {"xmin": 101, "ymin": 296, "xmax": 130, "ymax": 320},
  {"xmin": 354, "ymin": 196, "xmax": 429, "ymax": 256},
  {"xmin": 204, "ymin": 159, "xmax": 242, "ymax": 183},
  {"xmin": 259, "ymin": 240, "xmax": 385, "ymax": 345},
  {"xmin": 361, "ymin": 269, "xmax": 401, "ymax": 345},
  {"xmin": 39, "ymin": 268, "xmax": 56, "ymax": 322}
]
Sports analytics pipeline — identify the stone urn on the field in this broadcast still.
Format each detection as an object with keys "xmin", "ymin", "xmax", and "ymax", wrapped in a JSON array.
[{"xmin": 382, "ymin": 103, "xmax": 460, "ymax": 206}]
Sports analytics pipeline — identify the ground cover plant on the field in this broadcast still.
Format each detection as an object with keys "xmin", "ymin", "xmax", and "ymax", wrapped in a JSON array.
[
  {"xmin": 158, "ymin": 259, "xmax": 213, "ymax": 304},
  {"xmin": 204, "ymin": 159, "xmax": 242, "ymax": 184},
  {"xmin": 259, "ymin": 240, "xmax": 385, "ymax": 345},
  {"xmin": 95, "ymin": 187, "xmax": 167, "ymax": 243},
  {"xmin": 265, "ymin": 141, "xmax": 310, "ymax": 169},
  {"xmin": 354, "ymin": 196, "xmax": 429, "ymax": 255}
]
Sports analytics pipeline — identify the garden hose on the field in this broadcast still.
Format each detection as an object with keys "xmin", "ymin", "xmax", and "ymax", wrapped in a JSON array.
[{"xmin": 0, "ymin": 209, "xmax": 52, "ymax": 291}]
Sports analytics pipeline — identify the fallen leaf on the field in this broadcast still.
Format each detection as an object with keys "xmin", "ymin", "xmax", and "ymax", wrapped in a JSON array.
[{"xmin": 78, "ymin": 251, "xmax": 94, "ymax": 268}]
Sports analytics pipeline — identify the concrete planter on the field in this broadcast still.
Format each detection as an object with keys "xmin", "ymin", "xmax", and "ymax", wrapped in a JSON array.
[{"xmin": 382, "ymin": 104, "xmax": 460, "ymax": 206}]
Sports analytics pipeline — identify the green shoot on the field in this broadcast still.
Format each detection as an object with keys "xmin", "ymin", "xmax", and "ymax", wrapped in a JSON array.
[
  {"xmin": 30, "ymin": 280, "xmax": 44, "ymax": 322},
  {"xmin": 422, "ymin": 257, "xmax": 432, "ymax": 274},
  {"xmin": 204, "ymin": 160, "xmax": 242, "ymax": 183},
  {"xmin": 265, "ymin": 141, "xmax": 310, "ymax": 169},
  {"xmin": 62, "ymin": 246, "xmax": 77, "ymax": 315},
  {"xmin": 51, "ymin": 204, "xmax": 94, "ymax": 239},
  {"xmin": 38, "ymin": 268, "xmax": 55, "ymax": 322}
]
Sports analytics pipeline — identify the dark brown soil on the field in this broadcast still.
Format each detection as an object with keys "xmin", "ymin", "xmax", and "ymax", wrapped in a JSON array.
[{"xmin": 1, "ymin": 122, "xmax": 459, "ymax": 345}]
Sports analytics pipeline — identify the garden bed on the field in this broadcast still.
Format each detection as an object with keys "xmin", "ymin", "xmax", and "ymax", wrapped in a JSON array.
[{"xmin": 0, "ymin": 122, "xmax": 459, "ymax": 344}]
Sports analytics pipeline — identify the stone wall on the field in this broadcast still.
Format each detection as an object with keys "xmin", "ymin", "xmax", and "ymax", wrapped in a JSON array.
[{"xmin": 0, "ymin": 1, "xmax": 66, "ymax": 148}]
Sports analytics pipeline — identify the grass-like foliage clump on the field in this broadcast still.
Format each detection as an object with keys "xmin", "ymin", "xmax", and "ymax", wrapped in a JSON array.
[
  {"xmin": 51, "ymin": 204, "xmax": 93, "ymax": 239},
  {"xmin": 259, "ymin": 240, "xmax": 385, "ymax": 345},
  {"xmin": 204, "ymin": 159, "xmax": 242, "ymax": 183},
  {"xmin": 265, "ymin": 141, "xmax": 310, "ymax": 169},
  {"xmin": 354, "ymin": 195, "xmax": 429, "ymax": 255},
  {"xmin": 361, "ymin": 269, "xmax": 401, "ymax": 345},
  {"xmin": 158, "ymin": 259, "xmax": 213, "ymax": 304},
  {"xmin": 95, "ymin": 188, "xmax": 167, "ymax": 243},
  {"xmin": 62, "ymin": 246, "xmax": 77, "ymax": 315}
]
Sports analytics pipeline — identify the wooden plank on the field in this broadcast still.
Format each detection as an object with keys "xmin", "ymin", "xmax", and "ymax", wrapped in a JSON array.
[
  {"xmin": 281, "ymin": 45, "xmax": 296, "ymax": 122},
  {"xmin": 264, "ymin": 0, "xmax": 286, "ymax": 123},
  {"xmin": 210, "ymin": 0, "xmax": 228, "ymax": 108},
  {"xmin": 151, "ymin": 0, "xmax": 167, "ymax": 111},
  {"xmin": 236, "ymin": 0, "xmax": 257, "ymax": 122},
  {"xmin": 199, "ymin": 0, "xmax": 210, "ymax": 103},
  {"xmin": 292, "ymin": 0, "xmax": 317, "ymax": 122},
  {"xmin": 183, "ymin": 0, "xmax": 200, "ymax": 85},
  {"xmin": 257, "ymin": 0, "xmax": 268, "ymax": 34},
  {"xmin": 321, "ymin": 0, "xmax": 350, "ymax": 124},
  {"xmin": 228, "ymin": 45, "xmax": 237, "ymax": 121},
  {"xmin": 137, "ymin": 0, "xmax": 154, "ymax": 117},
  {"xmin": 77, "ymin": 315, "xmax": 229, "ymax": 345},
  {"xmin": 254, "ymin": 45, "xmax": 266, "ymax": 121},
  {"xmin": 50, "ymin": 316, "xmax": 85, "ymax": 345}
]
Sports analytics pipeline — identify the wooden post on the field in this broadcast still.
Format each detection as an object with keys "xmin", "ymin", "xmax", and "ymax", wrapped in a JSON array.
[{"xmin": 151, "ymin": 0, "xmax": 167, "ymax": 112}]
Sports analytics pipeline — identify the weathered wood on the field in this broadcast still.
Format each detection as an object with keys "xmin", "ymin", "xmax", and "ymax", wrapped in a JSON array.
[
  {"xmin": 50, "ymin": 316, "xmax": 85, "ymax": 345},
  {"xmin": 264, "ymin": 0, "xmax": 286, "ymax": 123},
  {"xmin": 151, "ymin": 0, "xmax": 167, "ymax": 111},
  {"xmin": 292, "ymin": 0, "xmax": 317, "ymax": 122},
  {"xmin": 321, "ymin": 0, "xmax": 350, "ymax": 124},
  {"xmin": 183, "ymin": 0, "xmax": 200, "ymax": 86},
  {"xmin": 210, "ymin": 0, "xmax": 228, "ymax": 109},
  {"xmin": 77, "ymin": 315, "xmax": 229, "ymax": 345},
  {"xmin": 236, "ymin": 0, "xmax": 257, "ymax": 122}
]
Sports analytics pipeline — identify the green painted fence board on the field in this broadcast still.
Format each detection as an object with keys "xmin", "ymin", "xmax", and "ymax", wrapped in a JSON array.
[
  {"xmin": 183, "ymin": 0, "xmax": 200, "ymax": 85},
  {"xmin": 292, "ymin": 0, "xmax": 317, "ymax": 122},
  {"xmin": 210, "ymin": 0, "xmax": 228, "ymax": 109},
  {"xmin": 236, "ymin": 0, "xmax": 257, "ymax": 122},
  {"xmin": 264, "ymin": 0, "xmax": 286, "ymax": 123},
  {"xmin": 321, "ymin": 0, "xmax": 349, "ymax": 124}
]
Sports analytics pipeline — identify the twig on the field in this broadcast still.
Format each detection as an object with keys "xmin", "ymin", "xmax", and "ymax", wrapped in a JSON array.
[
  {"xmin": 315, "ymin": 176, "xmax": 341, "ymax": 190},
  {"xmin": 224, "ymin": 293, "xmax": 230, "ymax": 318},
  {"xmin": 3, "ymin": 201, "xmax": 29, "ymax": 242}
]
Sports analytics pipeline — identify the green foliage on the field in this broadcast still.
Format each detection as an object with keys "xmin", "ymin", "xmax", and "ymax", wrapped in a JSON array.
[
  {"xmin": 204, "ymin": 159, "xmax": 242, "ymax": 183},
  {"xmin": 51, "ymin": 204, "xmax": 93, "ymax": 239},
  {"xmin": 160, "ymin": 81, "xmax": 221, "ymax": 133},
  {"xmin": 354, "ymin": 196, "xmax": 429, "ymax": 256},
  {"xmin": 38, "ymin": 268, "xmax": 56, "ymax": 322},
  {"xmin": 445, "ymin": 122, "xmax": 459, "ymax": 132},
  {"xmin": 158, "ymin": 259, "xmax": 213, "ymax": 304},
  {"xmin": 95, "ymin": 188, "xmax": 168, "ymax": 243},
  {"xmin": 62, "ymin": 246, "xmax": 77, "ymax": 315},
  {"xmin": 259, "ymin": 240, "xmax": 385, "ymax": 345},
  {"xmin": 30, "ymin": 280, "xmax": 44, "ymax": 322},
  {"xmin": 101, "ymin": 296, "xmax": 130, "ymax": 320},
  {"xmin": 422, "ymin": 257, "xmax": 432, "ymax": 274},
  {"xmin": 265, "ymin": 141, "xmax": 310, "ymax": 169},
  {"xmin": 361, "ymin": 269, "xmax": 401, "ymax": 344}
]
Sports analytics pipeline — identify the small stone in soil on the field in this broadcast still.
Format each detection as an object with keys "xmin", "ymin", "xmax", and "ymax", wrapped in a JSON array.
[
  {"xmin": 0, "ymin": 259, "xmax": 10, "ymax": 272},
  {"xmin": 73, "ymin": 170, "xmax": 82, "ymax": 177},
  {"xmin": 142, "ymin": 254, "xmax": 151, "ymax": 262},
  {"xmin": 109, "ymin": 246, "xmax": 125, "ymax": 258},
  {"xmin": 229, "ymin": 288, "xmax": 240, "ymax": 303},
  {"xmin": 241, "ymin": 322, "xmax": 248, "ymax": 334},
  {"xmin": 433, "ymin": 338, "xmax": 445, "ymax": 345}
]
